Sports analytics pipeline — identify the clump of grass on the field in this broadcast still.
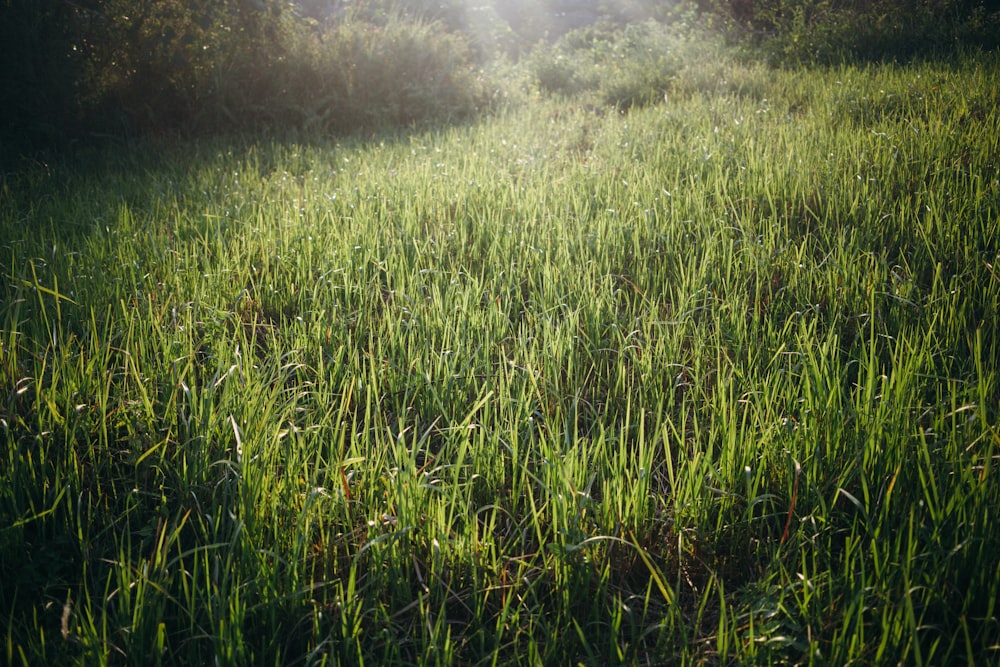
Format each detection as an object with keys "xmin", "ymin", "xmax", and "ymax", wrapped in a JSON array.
[{"xmin": 2, "ymin": 49, "xmax": 999, "ymax": 665}]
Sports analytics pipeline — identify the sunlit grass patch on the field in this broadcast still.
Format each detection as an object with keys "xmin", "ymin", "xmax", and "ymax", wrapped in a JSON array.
[{"xmin": 2, "ymin": 50, "xmax": 999, "ymax": 665}]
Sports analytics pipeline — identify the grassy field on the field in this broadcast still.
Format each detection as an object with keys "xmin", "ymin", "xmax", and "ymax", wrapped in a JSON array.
[{"xmin": 2, "ymin": 49, "xmax": 1000, "ymax": 665}]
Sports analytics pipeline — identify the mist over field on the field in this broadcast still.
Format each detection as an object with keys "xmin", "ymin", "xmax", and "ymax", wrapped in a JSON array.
[{"xmin": 3, "ymin": 1, "xmax": 1000, "ymax": 664}]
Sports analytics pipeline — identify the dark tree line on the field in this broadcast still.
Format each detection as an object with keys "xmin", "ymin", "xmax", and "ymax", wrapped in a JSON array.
[
  {"xmin": 2, "ymin": 0, "xmax": 997, "ymax": 167},
  {"xmin": 703, "ymin": 0, "xmax": 1000, "ymax": 62},
  {"xmin": 1, "ymin": 0, "xmax": 485, "ymax": 166},
  {"xmin": 2, "ymin": 1, "xmax": 277, "ymax": 160}
]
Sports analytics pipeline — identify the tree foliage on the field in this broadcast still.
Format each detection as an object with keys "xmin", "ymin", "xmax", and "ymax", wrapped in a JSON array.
[
  {"xmin": 702, "ymin": 0, "xmax": 1000, "ymax": 63},
  {"xmin": 1, "ymin": 0, "xmax": 487, "ymax": 163},
  {"xmin": 2, "ymin": 0, "xmax": 998, "ymax": 165}
]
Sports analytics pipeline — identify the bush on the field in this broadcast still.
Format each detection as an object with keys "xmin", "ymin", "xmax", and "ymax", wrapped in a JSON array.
[
  {"xmin": 5, "ymin": 0, "xmax": 489, "ymax": 149},
  {"xmin": 252, "ymin": 15, "xmax": 488, "ymax": 133},
  {"xmin": 707, "ymin": 0, "xmax": 1000, "ymax": 65},
  {"xmin": 528, "ymin": 19, "xmax": 709, "ymax": 110},
  {"xmin": 70, "ymin": 0, "xmax": 265, "ymax": 135}
]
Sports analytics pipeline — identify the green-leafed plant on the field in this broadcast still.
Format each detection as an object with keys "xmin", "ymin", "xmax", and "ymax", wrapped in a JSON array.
[
  {"xmin": 709, "ymin": 0, "xmax": 1000, "ymax": 65},
  {"xmin": 2, "ymin": 49, "xmax": 999, "ymax": 665},
  {"xmin": 528, "ymin": 20, "xmax": 689, "ymax": 109},
  {"xmin": 247, "ymin": 14, "xmax": 488, "ymax": 133},
  {"xmin": 5, "ymin": 0, "xmax": 488, "ymax": 144}
]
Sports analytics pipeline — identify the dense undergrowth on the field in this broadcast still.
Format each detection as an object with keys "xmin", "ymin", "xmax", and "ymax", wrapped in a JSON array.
[
  {"xmin": 3, "ymin": 43, "xmax": 999, "ymax": 663},
  {"xmin": 5, "ymin": 0, "xmax": 999, "ymax": 164}
]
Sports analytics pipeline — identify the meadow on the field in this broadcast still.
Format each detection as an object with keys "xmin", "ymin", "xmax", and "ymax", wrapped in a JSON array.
[{"xmin": 2, "ymin": 48, "xmax": 1000, "ymax": 664}]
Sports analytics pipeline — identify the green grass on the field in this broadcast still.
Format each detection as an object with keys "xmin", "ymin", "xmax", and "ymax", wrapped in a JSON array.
[{"xmin": 2, "ymin": 50, "xmax": 999, "ymax": 665}]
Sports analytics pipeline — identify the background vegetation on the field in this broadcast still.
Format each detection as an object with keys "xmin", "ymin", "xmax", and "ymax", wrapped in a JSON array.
[
  {"xmin": 1, "ymin": 0, "xmax": 488, "ymax": 162},
  {"xmin": 3, "ymin": 0, "xmax": 998, "ymax": 164},
  {"xmin": 2, "ymin": 1, "xmax": 999, "ymax": 665}
]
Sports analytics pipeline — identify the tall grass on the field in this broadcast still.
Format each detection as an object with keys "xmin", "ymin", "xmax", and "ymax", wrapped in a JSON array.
[{"xmin": 2, "ymin": 50, "xmax": 999, "ymax": 664}]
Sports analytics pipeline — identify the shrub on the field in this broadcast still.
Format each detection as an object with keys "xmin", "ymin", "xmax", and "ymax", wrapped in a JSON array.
[
  {"xmin": 259, "ymin": 15, "xmax": 488, "ymax": 133},
  {"xmin": 707, "ymin": 0, "xmax": 1000, "ymax": 65},
  {"xmin": 167, "ymin": 9, "xmax": 486, "ymax": 135},
  {"xmin": 9, "ymin": 0, "xmax": 489, "ymax": 145},
  {"xmin": 528, "ymin": 20, "xmax": 701, "ymax": 110}
]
